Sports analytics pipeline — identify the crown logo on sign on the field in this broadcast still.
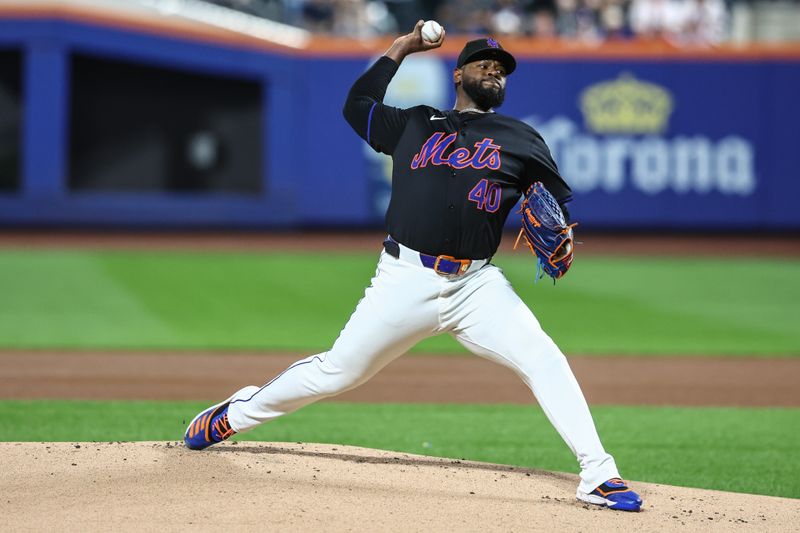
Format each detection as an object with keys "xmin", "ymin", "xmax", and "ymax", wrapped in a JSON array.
[{"xmin": 579, "ymin": 73, "xmax": 673, "ymax": 134}]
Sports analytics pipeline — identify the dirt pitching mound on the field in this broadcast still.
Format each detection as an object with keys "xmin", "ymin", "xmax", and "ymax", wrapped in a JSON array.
[{"xmin": 3, "ymin": 442, "xmax": 797, "ymax": 532}]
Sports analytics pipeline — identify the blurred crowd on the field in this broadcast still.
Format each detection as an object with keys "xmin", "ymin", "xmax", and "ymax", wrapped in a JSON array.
[{"xmin": 208, "ymin": 0, "xmax": 737, "ymax": 45}]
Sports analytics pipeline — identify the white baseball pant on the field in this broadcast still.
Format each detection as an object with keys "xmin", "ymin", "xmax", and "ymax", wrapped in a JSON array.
[{"xmin": 226, "ymin": 242, "xmax": 620, "ymax": 494}]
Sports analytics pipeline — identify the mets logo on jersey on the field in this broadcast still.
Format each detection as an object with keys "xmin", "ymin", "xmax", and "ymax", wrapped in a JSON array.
[{"xmin": 411, "ymin": 132, "xmax": 502, "ymax": 170}]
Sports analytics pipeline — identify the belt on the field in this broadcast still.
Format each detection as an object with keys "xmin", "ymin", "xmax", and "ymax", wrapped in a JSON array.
[{"xmin": 383, "ymin": 237, "xmax": 490, "ymax": 277}]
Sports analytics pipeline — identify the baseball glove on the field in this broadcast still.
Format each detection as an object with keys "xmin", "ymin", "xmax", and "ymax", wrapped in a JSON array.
[{"xmin": 514, "ymin": 182, "xmax": 576, "ymax": 281}]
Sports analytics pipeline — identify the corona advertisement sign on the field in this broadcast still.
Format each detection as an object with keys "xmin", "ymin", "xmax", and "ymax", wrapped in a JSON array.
[{"xmin": 526, "ymin": 74, "xmax": 756, "ymax": 199}]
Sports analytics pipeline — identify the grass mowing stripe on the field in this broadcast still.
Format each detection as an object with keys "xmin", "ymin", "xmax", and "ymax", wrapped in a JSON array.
[
  {"xmin": 506, "ymin": 257, "xmax": 800, "ymax": 355},
  {"xmin": 1, "ymin": 400, "xmax": 797, "ymax": 499},
  {"xmin": 0, "ymin": 250, "xmax": 798, "ymax": 355},
  {"xmin": 0, "ymin": 252, "xmax": 178, "ymax": 346}
]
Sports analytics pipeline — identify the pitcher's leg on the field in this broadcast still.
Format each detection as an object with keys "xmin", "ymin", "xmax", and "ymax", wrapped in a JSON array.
[
  {"xmin": 448, "ymin": 267, "xmax": 619, "ymax": 494},
  {"xmin": 227, "ymin": 253, "xmax": 440, "ymax": 432}
]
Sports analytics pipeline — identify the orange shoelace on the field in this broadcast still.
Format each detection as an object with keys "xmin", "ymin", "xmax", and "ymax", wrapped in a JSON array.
[
  {"xmin": 212, "ymin": 413, "xmax": 235, "ymax": 441},
  {"xmin": 595, "ymin": 478, "xmax": 631, "ymax": 496}
]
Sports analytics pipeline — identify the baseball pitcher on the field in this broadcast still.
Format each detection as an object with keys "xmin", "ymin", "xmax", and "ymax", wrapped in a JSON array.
[{"xmin": 184, "ymin": 21, "xmax": 642, "ymax": 512}]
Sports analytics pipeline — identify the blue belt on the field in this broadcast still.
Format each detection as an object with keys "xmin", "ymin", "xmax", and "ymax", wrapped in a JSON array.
[
  {"xmin": 384, "ymin": 237, "xmax": 488, "ymax": 277},
  {"xmin": 418, "ymin": 253, "xmax": 473, "ymax": 276}
]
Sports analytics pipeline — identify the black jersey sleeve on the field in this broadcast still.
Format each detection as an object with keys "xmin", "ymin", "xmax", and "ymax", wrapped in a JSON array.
[
  {"xmin": 523, "ymin": 130, "xmax": 573, "ymax": 218},
  {"xmin": 342, "ymin": 56, "xmax": 410, "ymax": 155}
]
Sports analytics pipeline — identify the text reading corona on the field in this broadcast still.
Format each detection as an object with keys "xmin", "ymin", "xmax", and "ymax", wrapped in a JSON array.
[{"xmin": 411, "ymin": 132, "xmax": 502, "ymax": 170}]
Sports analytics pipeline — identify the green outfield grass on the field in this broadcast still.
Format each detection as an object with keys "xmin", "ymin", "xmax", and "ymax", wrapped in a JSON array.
[
  {"xmin": 1, "ymin": 400, "xmax": 797, "ymax": 499},
  {"xmin": 0, "ymin": 250, "xmax": 798, "ymax": 355}
]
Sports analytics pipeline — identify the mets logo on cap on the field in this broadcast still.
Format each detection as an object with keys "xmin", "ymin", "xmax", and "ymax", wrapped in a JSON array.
[{"xmin": 457, "ymin": 38, "xmax": 517, "ymax": 74}]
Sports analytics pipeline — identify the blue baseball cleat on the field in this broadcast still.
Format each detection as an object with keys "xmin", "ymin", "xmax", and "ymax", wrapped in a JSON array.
[
  {"xmin": 184, "ymin": 397, "xmax": 236, "ymax": 450},
  {"xmin": 576, "ymin": 478, "xmax": 643, "ymax": 512}
]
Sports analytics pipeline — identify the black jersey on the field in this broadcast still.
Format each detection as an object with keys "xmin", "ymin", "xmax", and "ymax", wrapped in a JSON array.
[{"xmin": 343, "ymin": 56, "xmax": 572, "ymax": 259}]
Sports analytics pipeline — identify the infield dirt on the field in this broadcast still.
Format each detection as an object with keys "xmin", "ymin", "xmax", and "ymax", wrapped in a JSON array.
[
  {"xmin": 4, "ymin": 441, "xmax": 798, "ymax": 532},
  {"xmin": 2, "ymin": 351, "xmax": 799, "ymax": 406}
]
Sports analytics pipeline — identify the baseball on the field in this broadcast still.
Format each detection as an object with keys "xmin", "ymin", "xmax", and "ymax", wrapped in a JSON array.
[{"xmin": 421, "ymin": 20, "xmax": 443, "ymax": 43}]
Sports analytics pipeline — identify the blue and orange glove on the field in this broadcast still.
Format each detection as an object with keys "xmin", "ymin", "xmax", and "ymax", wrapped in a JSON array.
[{"xmin": 514, "ymin": 182, "xmax": 576, "ymax": 281}]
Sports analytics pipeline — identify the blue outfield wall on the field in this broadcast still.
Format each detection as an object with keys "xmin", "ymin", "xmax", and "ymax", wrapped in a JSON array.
[
  {"xmin": 1, "ymin": 18, "xmax": 799, "ymax": 229},
  {"xmin": 505, "ymin": 61, "xmax": 800, "ymax": 229}
]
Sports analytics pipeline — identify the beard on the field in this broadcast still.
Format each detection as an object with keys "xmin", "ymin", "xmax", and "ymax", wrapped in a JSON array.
[{"xmin": 461, "ymin": 76, "xmax": 505, "ymax": 110}]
